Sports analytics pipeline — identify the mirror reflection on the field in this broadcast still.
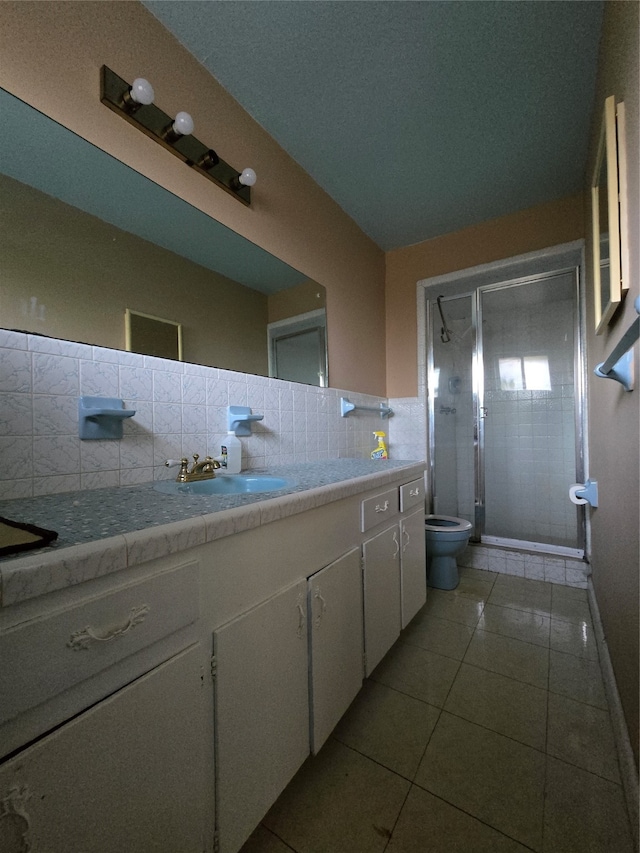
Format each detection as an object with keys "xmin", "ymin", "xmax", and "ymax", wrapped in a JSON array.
[{"xmin": 0, "ymin": 89, "xmax": 327, "ymax": 384}]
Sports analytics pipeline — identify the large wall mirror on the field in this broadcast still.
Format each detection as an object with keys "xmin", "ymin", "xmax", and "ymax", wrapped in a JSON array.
[
  {"xmin": 591, "ymin": 94, "xmax": 624, "ymax": 335},
  {"xmin": 0, "ymin": 88, "xmax": 328, "ymax": 384}
]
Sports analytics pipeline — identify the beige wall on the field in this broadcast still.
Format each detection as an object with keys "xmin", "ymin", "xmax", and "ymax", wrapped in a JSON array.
[
  {"xmin": 0, "ymin": 1, "xmax": 385, "ymax": 395},
  {"xmin": 385, "ymin": 193, "xmax": 585, "ymax": 397},
  {"xmin": 268, "ymin": 280, "xmax": 326, "ymax": 324},
  {"xmin": 584, "ymin": 1, "xmax": 639, "ymax": 767}
]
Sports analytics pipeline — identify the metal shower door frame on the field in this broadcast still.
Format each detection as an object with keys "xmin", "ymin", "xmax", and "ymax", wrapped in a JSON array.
[{"xmin": 427, "ymin": 266, "xmax": 586, "ymax": 553}]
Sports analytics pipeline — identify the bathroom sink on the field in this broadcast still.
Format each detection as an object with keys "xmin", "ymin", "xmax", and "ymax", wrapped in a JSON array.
[{"xmin": 153, "ymin": 474, "xmax": 294, "ymax": 496}]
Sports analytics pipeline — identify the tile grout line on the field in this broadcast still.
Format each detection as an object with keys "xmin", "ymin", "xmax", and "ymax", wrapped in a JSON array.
[
  {"xmin": 414, "ymin": 575, "xmax": 543, "ymax": 852},
  {"xmin": 541, "ymin": 612, "xmax": 552, "ymax": 853}
]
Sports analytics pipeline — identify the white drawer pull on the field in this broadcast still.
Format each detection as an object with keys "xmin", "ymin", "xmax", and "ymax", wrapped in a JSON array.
[
  {"xmin": 375, "ymin": 500, "xmax": 390, "ymax": 513},
  {"xmin": 402, "ymin": 528, "xmax": 410, "ymax": 551},
  {"xmin": 296, "ymin": 594, "xmax": 306, "ymax": 639},
  {"xmin": 67, "ymin": 604, "xmax": 150, "ymax": 650},
  {"xmin": 409, "ymin": 488, "xmax": 420, "ymax": 497},
  {"xmin": 314, "ymin": 587, "xmax": 327, "ymax": 627}
]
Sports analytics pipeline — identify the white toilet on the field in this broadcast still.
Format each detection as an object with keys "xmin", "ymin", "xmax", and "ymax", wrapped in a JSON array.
[{"xmin": 425, "ymin": 514, "xmax": 473, "ymax": 590}]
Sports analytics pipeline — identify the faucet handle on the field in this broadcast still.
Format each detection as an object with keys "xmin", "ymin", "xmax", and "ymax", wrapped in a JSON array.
[{"xmin": 164, "ymin": 459, "xmax": 184, "ymax": 468}]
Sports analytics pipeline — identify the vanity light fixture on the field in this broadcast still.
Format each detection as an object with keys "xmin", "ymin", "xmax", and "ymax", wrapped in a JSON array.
[{"xmin": 100, "ymin": 66, "xmax": 255, "ymax": 205}]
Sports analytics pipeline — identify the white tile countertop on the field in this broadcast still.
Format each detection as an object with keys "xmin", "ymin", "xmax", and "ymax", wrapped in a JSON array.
[{"xmin": 0, "ymin": 459, "xmax": 426, "ymax": 608}]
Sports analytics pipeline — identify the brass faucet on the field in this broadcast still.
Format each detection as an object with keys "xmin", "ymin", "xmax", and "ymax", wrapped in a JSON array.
[{"xmin": 175, "ymin": 454, "xmax": 221, "ymax": 483}]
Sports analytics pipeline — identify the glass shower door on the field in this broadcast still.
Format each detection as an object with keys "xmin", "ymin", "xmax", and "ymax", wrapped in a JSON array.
[
  {"xmin": 479, "ymin": 271, "xmax": 580, "ymax": 550},
  {"xmin": 429, "ymin": 293, "xmax": 476, "ymax": 530}
]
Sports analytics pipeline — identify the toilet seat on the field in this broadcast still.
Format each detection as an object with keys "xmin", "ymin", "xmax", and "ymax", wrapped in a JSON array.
[{"xmin": 425, "ymin": 514, "xmax": 473, "ymax": 533}]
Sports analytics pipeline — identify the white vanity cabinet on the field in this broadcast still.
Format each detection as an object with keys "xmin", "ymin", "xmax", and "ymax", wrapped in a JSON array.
[
  {"xmin": 400, "ymin": 506, "xmax": 427, "ymax": 626},
  {"xmin": 0, "ymin": 644, "xmax": 206, "ymax": 853},
  {"xmin": 399, "ymin": 479, "xmax": 427, "ymax": 627},
  {"xmin": 361, "ymin": 477, "xmax": 426, "ymax": 676},
  {"xmin": 308, "ymin": 547, "xmax": 364, "ymax": 753},
  {"xmin": 213, "ymin": 578, "xmax": 310, "ymax": 853},
  {"xmin": 1, "ymin": 461, "xmax": 427, "ymax": 853},
  {"xmin": 0, "ymin": 556, "xmax": 208, "ymax": 852},
  {"xmin": 362, "ymin": 523, "xmax": 402, "ymax": 676}
]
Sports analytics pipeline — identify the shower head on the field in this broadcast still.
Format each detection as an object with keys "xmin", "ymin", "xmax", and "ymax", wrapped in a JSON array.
[{"xmin": 436, "ymin": 296, "xmax": 452, "ymax": 343}]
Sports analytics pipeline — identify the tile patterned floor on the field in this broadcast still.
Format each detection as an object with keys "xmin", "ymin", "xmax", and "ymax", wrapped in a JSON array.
[{"xmin": 240, "ymin": 567, "xmax": 635, "ymax": 853}]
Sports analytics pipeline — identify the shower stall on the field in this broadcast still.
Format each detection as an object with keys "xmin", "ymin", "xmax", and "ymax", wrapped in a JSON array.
[{"xmin": 427, "ymin": 266, "xmax": 584, "ymax": 556}]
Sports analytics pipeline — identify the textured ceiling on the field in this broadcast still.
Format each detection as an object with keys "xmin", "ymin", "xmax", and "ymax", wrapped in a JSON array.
[{"xmin": 143, "ymin": 0, "xmax": 603, "ymax": 251}]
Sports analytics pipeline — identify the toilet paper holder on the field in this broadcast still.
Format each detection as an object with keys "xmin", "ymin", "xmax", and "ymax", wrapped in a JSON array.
[{"xmin": 569, "ymin": 479, "xmax": 598, "ymax": 508}]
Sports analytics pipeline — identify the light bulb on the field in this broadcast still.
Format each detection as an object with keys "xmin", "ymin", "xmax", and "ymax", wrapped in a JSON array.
[
  {"xmin": 172, "ymin": 111, "xmax": 194, "ymax": 137},
  {"xmin": 130, "ymin": 77, "xmax": 155, "ymax": 106},
  {"xmin": 238, "ymin": 168, "xmax": 257, "ymax": 187}
]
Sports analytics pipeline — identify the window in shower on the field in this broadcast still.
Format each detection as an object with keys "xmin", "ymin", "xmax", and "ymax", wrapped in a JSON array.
[{"xmin": 498, "ymin": 356, "xmax": 552, "ymax": 392}]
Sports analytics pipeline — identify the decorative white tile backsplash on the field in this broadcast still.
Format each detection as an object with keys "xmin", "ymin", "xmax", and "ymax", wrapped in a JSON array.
[{"xmin": 0, "ymin": 330, "xmax": 398, "ymax": 498}]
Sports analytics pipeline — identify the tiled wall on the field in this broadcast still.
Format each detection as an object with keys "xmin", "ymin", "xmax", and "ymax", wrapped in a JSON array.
[
  {"xmin": 460, "ymin": 543, "xmax": 588, "ymax": 589},
  {"xmin": 0, "ymin": 329, "xmax": 391, "ymax": 499},
  {"xmin": 385, "ymin": 396, "xmax": 426, "ymax": 462}
]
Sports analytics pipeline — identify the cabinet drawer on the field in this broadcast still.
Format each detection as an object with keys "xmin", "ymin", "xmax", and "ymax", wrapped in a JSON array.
[
  {"xmin": 361, "ymin": 488, "xmax": 399, "ymax": 532},
  {"xmin": 0, "ymin": 561, "xmax": 199, "ymax": 727},
  {"xmin": 400, "ymin": 478, "xmax": 425, "ymax": 513}
]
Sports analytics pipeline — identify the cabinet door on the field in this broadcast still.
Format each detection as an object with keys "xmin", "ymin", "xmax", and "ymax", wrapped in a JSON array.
[
  {"xmin": 362, "ymin": 525, "xmax": 401, "ymax": 676},
  {"xmin": 0, "ymin": 645, "xmax": 206, "ymax": 853},
  {"xmin": 214, "ymin": 579, "xmax": 309, "ymax": 853},
  {"xmin": 308, "ymin": 548, "xmax": 364, "ymax": 754},
  {"xmin": 400, "ymin": 507, "xmax": 427, "ymax": 628}
]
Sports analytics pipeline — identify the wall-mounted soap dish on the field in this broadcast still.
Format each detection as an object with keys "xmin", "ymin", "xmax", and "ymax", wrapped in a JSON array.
[
  {"xmin": 79, "ymin": 396, "xmax": 136, "ymax": 440},
  {"xmin": 227, "ymin": 405, "xmax": 264, "ymax": 436}
]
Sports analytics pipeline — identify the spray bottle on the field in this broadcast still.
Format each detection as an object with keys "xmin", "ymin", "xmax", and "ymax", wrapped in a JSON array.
[{"xmin": 371, "ymin": 431, "xmax": 388, "ymax": 460}]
